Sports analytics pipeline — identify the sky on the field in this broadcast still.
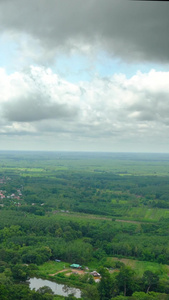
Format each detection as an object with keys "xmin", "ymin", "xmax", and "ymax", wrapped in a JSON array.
[{"xmin": 0, "ymin": 0, "xmax": 169, "ymax": 153}]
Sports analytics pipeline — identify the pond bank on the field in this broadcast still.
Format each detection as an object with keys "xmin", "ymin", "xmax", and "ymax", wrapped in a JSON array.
[{"xmin": 29, "ymin": 277, "xmax": 81, "ymax": 298}]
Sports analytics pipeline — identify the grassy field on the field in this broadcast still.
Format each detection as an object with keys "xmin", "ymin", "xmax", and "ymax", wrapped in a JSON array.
[
  {"xmin": 107, "ymin": 257, "xmax": 169, "ymax": 279},
  {"xmin": 36, "ymin": 257, "xmax": 169, "ymax": 287},
  {"xmin": 36, "ymin": 261, "xmax": 70, "ymax": 277},
  {"xmin": 51, "ymin": 208, "xmax": 169, "ymax": 223},
  {"xmin": 121, "ymin": 207, "xmax": 169, "ymax": 222}
]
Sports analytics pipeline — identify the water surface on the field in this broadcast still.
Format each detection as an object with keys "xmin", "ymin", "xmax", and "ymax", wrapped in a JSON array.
[{"xmin": 29, "ymin": 277, "xmax": 81, "ymax": 298}]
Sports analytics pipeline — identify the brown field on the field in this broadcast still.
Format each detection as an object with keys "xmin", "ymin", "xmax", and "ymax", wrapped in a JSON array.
[
  {"xmin": 49, "ymin": 268, "xmax": 70, "ymax": 276},
  {"xmin": 49, "ymin": 268, "xmax": 86, "ymax": 277}
]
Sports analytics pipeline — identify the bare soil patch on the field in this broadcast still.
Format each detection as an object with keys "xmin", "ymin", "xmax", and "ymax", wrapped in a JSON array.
[
  {"xmin": 71, "ymin": 269, "xmax": 86, "ymax": 275},
  {"xmin": 49, "ymin": 268, "xmax": 86, "ymax": 277},
  {"xmin": 49, "ymin": 268, "xmax": 70, "ymax": 276}
]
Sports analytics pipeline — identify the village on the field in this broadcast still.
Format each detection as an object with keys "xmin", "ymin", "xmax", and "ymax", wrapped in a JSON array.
[
  {"xmin": 49, "ymin": 262, "xmax": 102, "ymax": 283},
  {"xmin": 0, "ymin": 176, "xmax": 23, "ymax": 207},
  {"xmin": 0, "ymin": 188, "xmax": 22, "ymax": 207}
]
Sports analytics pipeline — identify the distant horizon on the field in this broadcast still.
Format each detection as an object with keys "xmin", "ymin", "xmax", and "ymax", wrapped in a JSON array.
[{"xmin": 0, "ymin": 149, "xmax": 169, "ymax": 155}]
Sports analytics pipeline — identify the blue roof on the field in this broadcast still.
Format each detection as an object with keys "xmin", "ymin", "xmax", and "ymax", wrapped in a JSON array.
[{"xmin": 70, "ymin": 264, "xmax": 81, "ymax": 268}]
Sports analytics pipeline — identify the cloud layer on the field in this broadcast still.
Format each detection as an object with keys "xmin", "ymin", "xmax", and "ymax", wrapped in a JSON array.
[
  {"xmin": 0, "ymin": 66, "xmax": 169, "ymax": 151},
  {"xmin": 0, "ymin": 0, "xmax": 168, "ymax": 152},
  {"xmin": 0, "ymin": 0, "xmax": 168, "ymax": 63}
]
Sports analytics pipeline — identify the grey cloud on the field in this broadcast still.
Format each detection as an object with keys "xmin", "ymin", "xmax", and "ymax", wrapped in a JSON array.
[
  {"xmin": 34, "ymin": 118, "xmax": 122, "ymax": 140},
  {"xmin": 3, "ymin": 94, "xmax": 78, "ymax": 122},
  {"xmin": 0, "ymin": 66, "xmax": 80, "ymax": 123},
  {"xmin": 136, "ymin": 111, "xmax": 158, "ymax": 122},
  {"xmin": 0, "ymin": 0, "xmax": 168, "ymax": 63},
  {"xmin": 0, "ymin": 130, "xmax": 38, "ymax": 136},
  {"xmin": 126, "ymin": 88, "xmax": 169, "ymax": 122},
  {"xmin": 1, "ymin": 68, "xmax": 169, "ymax": 153}
]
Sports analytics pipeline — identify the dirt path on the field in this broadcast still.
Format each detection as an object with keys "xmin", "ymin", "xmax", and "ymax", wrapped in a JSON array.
[
  {"xmin": 115, "ymin": 219, "xmax": 143, "ymax": 224},
  {"xmin": 49, "ymin": 268, "xmax": 70, "ymax": 276},
  {"xmin": 49, "ymin": 268, "xmax": 86, "ymax": 277}
]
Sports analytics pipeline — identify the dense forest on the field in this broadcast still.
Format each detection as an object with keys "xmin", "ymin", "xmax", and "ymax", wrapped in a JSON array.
[{"xmin": 1, "ymin": 151, "xmax": 169, "ymax": 299}]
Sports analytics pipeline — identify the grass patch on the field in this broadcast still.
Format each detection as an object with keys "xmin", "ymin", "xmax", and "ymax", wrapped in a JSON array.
[
  {"xmin": 37, "ymin": 261, "xmax": 70, "ymax": 277},
  {"xmin": 107, "ymin": 257, "xmax": 169, "ymax": 279},
  {"xmin": 121, "ymin": 207, "xmax": 169, "ymax": 222}
]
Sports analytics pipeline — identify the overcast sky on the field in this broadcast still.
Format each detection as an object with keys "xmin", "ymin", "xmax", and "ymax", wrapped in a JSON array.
[{"xmin": 0, "ymin": 0, "xmax": 169, "ymax": 153}]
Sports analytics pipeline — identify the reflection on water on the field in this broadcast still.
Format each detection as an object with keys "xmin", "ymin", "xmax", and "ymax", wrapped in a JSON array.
[{"xmin": 29, "ymin": 277, "xmax": 81, "ymax": 298}]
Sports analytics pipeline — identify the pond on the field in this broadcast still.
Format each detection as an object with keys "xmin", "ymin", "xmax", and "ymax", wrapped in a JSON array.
[{"xmin": 29, "ymin": 277, "xmax": 81, "ymax": 298}]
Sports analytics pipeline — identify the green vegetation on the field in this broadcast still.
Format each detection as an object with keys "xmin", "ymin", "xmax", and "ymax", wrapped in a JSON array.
[{"xmin": 1, "ymin": 151, "xmax": 169, "ymax": 299}]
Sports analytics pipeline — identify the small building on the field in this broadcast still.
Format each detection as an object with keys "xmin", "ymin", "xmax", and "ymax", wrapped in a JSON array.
[
  {"xmin": 70, "ymin": 264, "xmax": 82, "ymax": 269},
  {"xmin": 90, "ymin": 271, "xmax": 101, "ymax": 277}
]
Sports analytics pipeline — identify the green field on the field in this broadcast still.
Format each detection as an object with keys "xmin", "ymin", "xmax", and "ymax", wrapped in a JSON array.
[
  {"xmin": 1, "ymin": 151, "xmax": 169, "ymax": 298},
  {"xmin": 107, "ymin": 257, "xmax": 169, "ymax": 278}
]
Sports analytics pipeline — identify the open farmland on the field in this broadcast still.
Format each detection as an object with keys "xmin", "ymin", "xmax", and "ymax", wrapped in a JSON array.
[{"xmin": 1, "ymin": 152, "xmax": 169, "ymax": 299}]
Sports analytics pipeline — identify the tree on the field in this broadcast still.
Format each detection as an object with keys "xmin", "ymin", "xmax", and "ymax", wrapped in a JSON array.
[
  {"xmin": 11, "ymin": 264, "xmax": 30, "ymax": 281},
  {"xmin": 37, "ymin": 286, "xmax": 54, "ymax": 299},
  {"xmin": 111, "ymin": 296, "xmax": 127, "ymax": 300},
  {"xmin": 132, "ymin": 291, "xmax": 151, "ymax": 300},
  {"xmin": 37, "ymin": 286, "xmax": 54, "ymax": 295},
  {"xmin": 81, "ymin": 285, "xmax": 100, "ymax": 300},
  {"xmin": 98, "ymin": 267, "xmax": 117, "ymax": 300},
  {"xmin": 131, "ymin": 291, "xmax": 167, "ymax": 300},
  {"xmin": 0, "ymin": 273, "xmax": 12, "ymax": 285},
  {"xmin": 116, "ymin": 266, "xmax": 135, "ymax": 297},
  {"xmin": 142, "ymin": 271, "xmax": 159, "ymax": 293},
  {"xmin": 65, "ymin": 294, "xmax": 77, "ymax": 300}
]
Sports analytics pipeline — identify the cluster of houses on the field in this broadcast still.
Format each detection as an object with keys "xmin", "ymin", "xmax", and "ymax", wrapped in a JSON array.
[
  {"xmin": 0, "ymin": 189, "xmax": 22, "ymax": 200},
  {"xmin": 0, "ymin": 177, "xmax": 8, "ymax": 184},
  {"xmin": 70, "ymin": 264, "xmax": 101, "ymax": 279},
  {"xmin": 0, "ymin": 188, "xmax": 23, "ymax": 206},
  {"xmin": 0, "ymin": 191, "xmax": 5, "ymax": 199}
]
